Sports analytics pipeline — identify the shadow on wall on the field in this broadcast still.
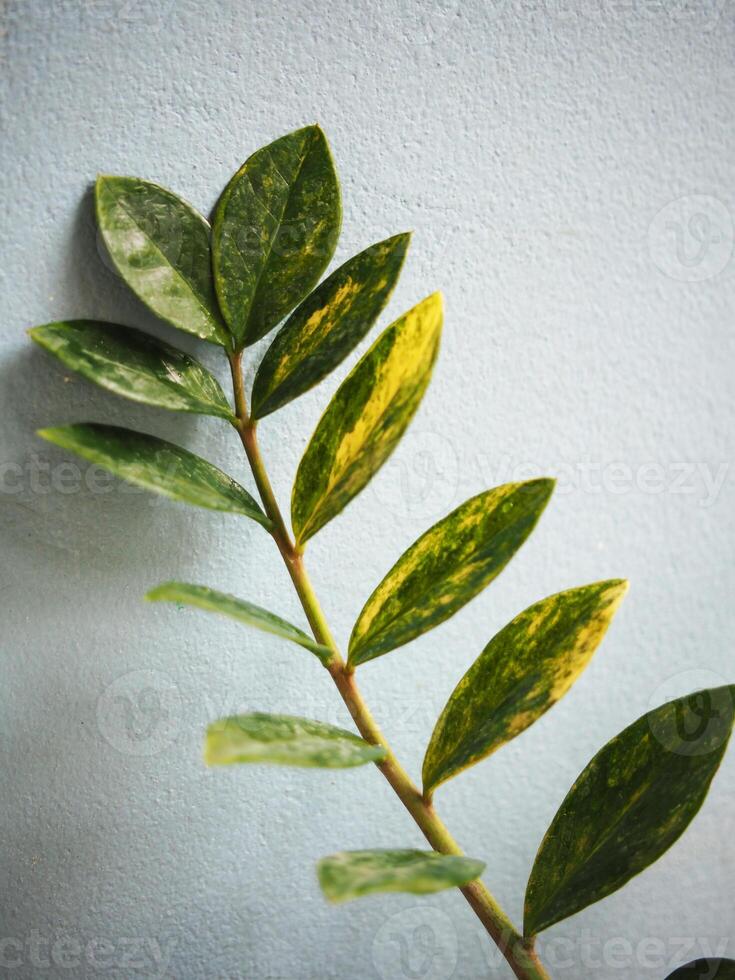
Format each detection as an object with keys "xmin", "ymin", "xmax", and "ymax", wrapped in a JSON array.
[{"xmin": 1, "ymin": 183, "xmax": 250, "ymax": 589}]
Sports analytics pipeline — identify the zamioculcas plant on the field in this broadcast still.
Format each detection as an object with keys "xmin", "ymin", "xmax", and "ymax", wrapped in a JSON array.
[{"xmin": 29, "ymin": 126, "xmax": 733, "ymax": 980}]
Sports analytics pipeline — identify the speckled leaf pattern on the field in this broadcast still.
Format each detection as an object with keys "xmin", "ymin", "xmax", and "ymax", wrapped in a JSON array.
[
  {"xmin": 95, "ymin": 177, "xmax": 227, "ymax": 345},
  {"xmin": 204, "ymin": 713, "xmax": 386, "ymax": 768},
  {"xmin": 317, "ymin": 850, "xmax": 485, "ymax": 904},
  {"xmin": 524, "ymin": 686, "xmax": 735, "ymax": 936},
  {"xmin": 292, "ymin": 293, "xmax": 443, "ymax": 545},
  {"xmin": 37, "ymin": 423, "xmax": 270, "ymax": 527},
  {"xmin": 29, "ymin": 320, "xmax": 233, "ymax": 420},
  {"xmin": 251, "ymin": 233, "xmax": 411, "ymax": 418},
  {"xmin": 349, "ymin": 480, "xmax": 555, "ymax": 667},
  {"xmin": 422, "ymin": 581, "xmax": 629, "ymax": 795},
  {"xmin": 146, "ymin": 582, "xmax": 331, "ymax": 663},
  {"xmin": 667, "ymin": 960, "xmax": 735, "ymax": 979},
  {"xmin": 212, "ymin": 126, "xmax": 341, "ymax": 347}
]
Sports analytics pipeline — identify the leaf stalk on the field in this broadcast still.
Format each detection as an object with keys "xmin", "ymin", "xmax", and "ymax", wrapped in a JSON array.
[{"xmin": 227, "ymin": 351, "xmax": 550, "ymax": 980}]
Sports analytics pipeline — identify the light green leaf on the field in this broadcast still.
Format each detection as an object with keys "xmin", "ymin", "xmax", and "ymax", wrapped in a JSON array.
[
  {"xmin": 524, "ymin": 686, "xmax": 735, "ymax": 936},
  {"xmin": 251, "ymin": 233, "xmax": 411, "ymax": 418},
  {"xmin": 292, "ymin": 292, "xmax": 442, "ymax": 545},
  {"xmin": 317, "ymin": 850, "xmax": 485, "ymax": 904},
  {"xmin": 29, "ymin": 320, "xmax": 233, "ymax": 420},
  {"xmin": 349, "ymin": 481, "xmax": 555, "ymax": 667},
  {"xmin": 212, "ymin": 125, "xmax": 341, "ymax": 347},
  {"xmin": 146, "ymin": 581, "xmax": 331, "ymax": 663},
  {"xmin": 95, "ymin": 176, "xmax": 227, "ymax": 345},
  {"xmin": 37, "ymin": 424, "xmax": 270, "ymax": 527},
  {"xmin": 422, "ymin": 581, "xmax": 629, "ymax": 795},
  {"xmin": 666, "ymin": 961, "xmax": 735, "ymax": 980},
  {"xmin": 205, "ymin": 713, "xmax": 386, "ymax": 768}
]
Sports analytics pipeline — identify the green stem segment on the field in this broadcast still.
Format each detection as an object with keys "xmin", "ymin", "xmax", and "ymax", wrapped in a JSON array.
[{"xmin": 228, "ymin": 352, "xmax": 550, "ymax": 980}]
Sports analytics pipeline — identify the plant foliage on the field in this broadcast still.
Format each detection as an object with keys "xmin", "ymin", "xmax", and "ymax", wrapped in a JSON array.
[{"xmin": 29, "ymin": 126, "xmax": 733, "ymax": 980}]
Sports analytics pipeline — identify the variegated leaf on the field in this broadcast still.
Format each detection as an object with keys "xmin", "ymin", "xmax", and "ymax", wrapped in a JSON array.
[
  {"xmin": 251, "ymin": 233, "xmax": 410, "ymax": 418},
  {"xmin": 291, "ymin": 293, "xmax": 442, "ymax": 545},
  {"xmin": 29, "ymin": 320, "xmax": 233, "ymax": 420},
  {"xmin": 37, "ymin": 424, "xmax": 270, "ymax": 527},
  {"xmin": 422, "ymin": 581, "xmax": 628, "ymax": 795},
  {"xmin": 524, "ymin": 686, "xmax": 735, "ymax": 936},
  {"xmin": 666, "ymin": 961, "xmax": 735, "ymax": 979},
  {"xmin": 146, "ymin": 582, "xmax": 331, "ymax": 663},
  {"xmin": 212, "ymin": 126, "xmax": 341, "ymax": 347},
  {"xmin": 205, "ymin": 713, "xmax": 385, "ymax": 768},
  {"xmin": 317, "ymin": 850, "xmax": 485, "ymax": 904},
  {"xmin": 349, "ymin": 481, "xmax": 555, "ymax": 667},
  {"xmin": 95, "ymin": 176, "xmax": 228, "ymax": 345}
]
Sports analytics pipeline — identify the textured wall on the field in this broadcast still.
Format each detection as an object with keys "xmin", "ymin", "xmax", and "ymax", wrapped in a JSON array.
[{"xmin": 1, "ymin": 1, "xmax": 733, "ymax": 977}]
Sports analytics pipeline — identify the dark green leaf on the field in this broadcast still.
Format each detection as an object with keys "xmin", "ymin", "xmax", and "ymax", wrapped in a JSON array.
[
  {"xmin": 95, "ymin": 176, "xmax": 227, "ymax": 345},
  {"xmin": 205, "ymin": 713, "xmax": 385, "ymax": 768},
  {"xmin": 146, "ymin": 581, "xmax": 331, "ymax": 663},
  {"xmin": 251, "ymin": 233, "xmax": 410, "ymax": 418},
  {"xmin": 291, "ymin": 293, "xmax": 442, "ymax": 545},
  {"xmin": 212, "ymin": 126, "xmax": 341, "ymax": 347},
  {"xmin": 349, "ymin": 481, "xmax": 555, "ymax": 667},
  {"xmin": 317, "ymin": 850, "xmax": 485, "ymax": 903},
  {"xmin": 29, "ymin": 320, "xmax": 233, "ymax": 420},
  {"xmin": 37, "ymin": 424, "xmax": 270, "ymax": 527},
  {"xmin": 667, "ymin": 960, "xmax": 735, "ymax": 979},
  {"xmin": 524, "ymin": 686, "xmax": 735, "ymax": 936},
  {"xmin": 422, "ymin": 581, "xmax": 628, "ymax": 795}
]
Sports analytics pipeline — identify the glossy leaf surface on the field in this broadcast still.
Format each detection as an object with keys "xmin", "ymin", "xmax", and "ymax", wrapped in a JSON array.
[
  {"xmin": 317, "ymin": 850, "xmax": 485, "ymax": 904},
  {"xmin": 212, "ymin": 126, "xmax": 341, "ymax": 346},
  {"xmin": 667, "ymin": 961, "xmax": 735, "ymax": 979},
  {"xmin": 146, "ymin": 582, "xmax": 331, "ymax": 662},
  {"xmin": 251, "ymin": 233, "xmax": 410, "ymax": 418},
  {"xmin": 95, "ymin": 176, "xmax": 227, "ymax": 345},
  {"xmin": 422, "ymin": 581, "xmax": 628, "ymax": 794},
  {"xmin": 29, "ymin": 320, "xmax": 233, "ymax": 420},
  {"xmin": 38, "ymin": 424, "xmax": 269, "ymax": 527},
  {"xmin": 524, "ymin": 686, "xmax": 735, "ymax": 936},
  {"xmin": 205, "ymin": 713, "xmax": 385, "ymax": 768},
  {"xmin": 292, "ymin": 292, "xmax": 442, "ymax": 545},
  {"xmin": 349, "ymin": 480, "xmax": 555, "ymax": 667}
]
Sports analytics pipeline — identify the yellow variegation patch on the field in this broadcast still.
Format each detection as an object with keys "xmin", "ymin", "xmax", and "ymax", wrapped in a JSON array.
[
  {"xmin": 252, "ymin": 234, "xmax": 410, "ymax": 417},
  {"xmin": 422, "ymin": 580, "xmax": 629, "ymax": 795},
  {"xmin": 348, "ymin": 480, "xmax": 554, "ymax": 666},
  {"xmin": 291, "ymin": 292, "xmax": 443, "ymax": 545}
]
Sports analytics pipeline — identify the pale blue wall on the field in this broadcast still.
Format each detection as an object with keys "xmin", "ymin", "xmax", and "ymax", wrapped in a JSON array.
[{"xmin": 1, "ymin": 1, "xmax": 734, "ymax": 978}]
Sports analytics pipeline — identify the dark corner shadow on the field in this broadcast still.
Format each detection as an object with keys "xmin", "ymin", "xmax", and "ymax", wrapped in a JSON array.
[{"xmin": 1, "ymin": 182, "xmax": 244, "ymax": 577}]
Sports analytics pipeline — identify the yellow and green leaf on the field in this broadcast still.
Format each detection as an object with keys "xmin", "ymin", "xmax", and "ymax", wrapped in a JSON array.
[
  {"xmin": 146, "ymin": 581, "xmax": 331, "ymax": 663},
  {"xmin": 317, "ymin": 850, "xmax": 485, "ymax": 904},
  {"xmin": 204, "ymin": 713, "xmax": 386, "ymax": 768},
  {"xmin": 251, "ymin": 233, "xmax": 410, "ymax": 418},
  {"xmin": 38, "ymin": 423, "xmax": 270, "ymax": 527},
  {"xmin": 291, "ymin": 292, "xmax": 443, "ymax": 545},
  {"xmin": 29, "ymin": 320, "xmax": 234, "ymax": 420},
  {"xmin": 422, "ymin": 581, "xmax": 629, "ymax": 795},
  {"xmin": 524, "ymin": 686, "xmax": 735, "ymax": 936},
  {"xmin": 212, "ymin": 126, "xmax": 341, "ymax": 347},
  {"xmin": 348, "ymin": 481, "xmax": 555, "ymax": 667},
  {"xmin": 95, "ymin": 176, "xmax": 228, "ymax": 345}
]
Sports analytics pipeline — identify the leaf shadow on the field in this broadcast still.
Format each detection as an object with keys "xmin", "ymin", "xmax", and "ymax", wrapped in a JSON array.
[{"xmin": 1, "ymin": 182, "xmax": 269, "ymax": 964}]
